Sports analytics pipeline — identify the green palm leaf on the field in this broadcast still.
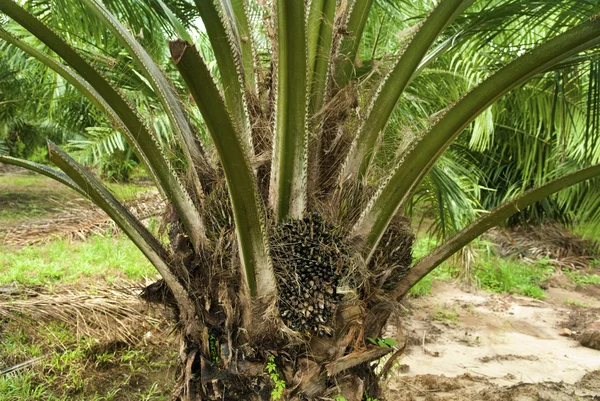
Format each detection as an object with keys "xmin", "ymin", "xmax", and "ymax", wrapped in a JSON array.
[
  {"xmin": 394, "ymin": 162, "xmax": 600, "ymax": 299},
  {"xmin": 355, "ymin": 17, "xmax": 600, "ymax": 260},
  {"xmin": 0, "ymin": 0, "xmax": 207, "ymax": 251}
]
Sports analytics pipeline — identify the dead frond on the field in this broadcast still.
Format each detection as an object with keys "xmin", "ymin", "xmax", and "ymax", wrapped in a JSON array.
[
  {"xmin": 0, "ymin": 282, "xmax": 164, "ymax": 344},
  {"xmin": 486, "ymin": 223, "xmax": 600, "ymax": 270}
]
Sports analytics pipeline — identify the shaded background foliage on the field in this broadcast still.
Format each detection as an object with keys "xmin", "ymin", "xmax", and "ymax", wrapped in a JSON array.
[{"xmin": 2, "ymin": 0, "xmax": 600, "ymax": 230}]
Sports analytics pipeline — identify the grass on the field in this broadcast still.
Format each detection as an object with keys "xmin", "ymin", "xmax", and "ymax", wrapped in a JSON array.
[
  {"xmin": 105, "ymin": 182, "xmax": 154, "ymax": 202},
  {"xmin": 0, "ymin": 172, "xmax": 170, "ymax": 400},
  {"xmin": 0, "ymin": 320, "xmax": 175, "ymax": 401},
  {"xmin": 564, "ymin": 299, "xmax": 591, "ymax": 308},
  {"xmin": 564, "ymin": 269, "xmax": 600, "ymax": 286},
  {"xmin": 0, "ymin": 233, "xmax": 157, "ymax": 286},
  {"xmin": 0, "ymin": 175, "xmax": 78, "ymax": 223},
  {"xmin": 472, "ymin": 256, "xmax": 553, "ymax": 299},
  {"xmin": 0, "ymin": 239, "xmax": 169, "ymax": 400},
  {"xmin": 409, "ymin": 234, "xmax": 561, "ymax": 300},
  {"xmin": 408, "ymin": 235, "xmax": 457, "ymax": 297},
  {"xmin": 432, "ymin": 305, "xmax": 459, "ymax": 324},
  {"xmin": 572, "ymin": 223, "xmax": 600, "ymax": 243}
]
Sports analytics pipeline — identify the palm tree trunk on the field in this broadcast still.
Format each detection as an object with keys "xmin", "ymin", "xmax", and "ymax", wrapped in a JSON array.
[{"xmin": 162, "ymin": 297, "xmax": 390, "ymax": 401}]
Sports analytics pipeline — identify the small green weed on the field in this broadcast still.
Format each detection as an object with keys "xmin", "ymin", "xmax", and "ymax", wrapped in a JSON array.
[
  {"xmin": 572, "ymin": 223, "xmax": 600, "ymax": 243},
  {"xmin": 409, "ymin": 236, "xmax": 440, "ymax": 297},
  {"xmin": 367, "ymin": 337, "xmax": 398, "ymax": 348},
  {"xmin": 412, "ymin": 235, "xmax": 440, "ymax": 259},
  {"xmin": 518, "ymin": 283, "xmax": 546, "ymax": 299},
  {"xmin": 408, "ymin": 235, "xmax": 466, "ymax": 297},
  {"xmin": 0, "ymin": 318, "xmax": 174, "ymax": 401},
  {"xmin": 564, "ymin": 299, "xmax": 590, "ymax": 308},
  {"xmin": 266, "ymin": 355, "xmax": 286, "ymax": 400},
  {"xmin": 473, "ymin": 256, "xmax": 551, "ymax": 299},
  {"xmin": 409, "ymin": 274, "xmax": 432, "ymax": 297},
  {"xmin": 432, "ymin": 305, "xmax": 458, "ymax": 324},
  {"xmin": 564, "ymin": 270, "xmax": 600, "ymax": 286},
  {"xmin": 209, "ymin": 334, "xmax": 221, "ymax": 364},
  {"xmin": 139, "ymin": 382, "xmax": 164, "ymax": 401},
  {"xmin": 0, "ymin": 371, "xmax": 50, "ymax": 401},
  {"xmin": 105, "ymin": 182, "xmax": 152, "ymax": 202}
]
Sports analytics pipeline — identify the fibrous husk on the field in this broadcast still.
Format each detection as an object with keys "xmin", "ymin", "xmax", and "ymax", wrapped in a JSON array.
[{"xmin": 370, "ymin": 215, "xmax": 414, "ymax": 290}]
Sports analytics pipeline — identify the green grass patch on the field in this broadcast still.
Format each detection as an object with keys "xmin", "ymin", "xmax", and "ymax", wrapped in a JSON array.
[
  {"xmin": 564, "ymin": 269, "xmax": 600, "ymax": 286},
  {"xmin": 408, "ymin": 266, "xmax": 456, "ymax": 297},
  {"xmin": 0, "ymin": 234, "xmax": 157, "ymax": 285},
  {"xmin": 432, "ymin": 305, "xmax": 458, "ymax": 324},
  {"xmin": 105, "ymin": 182, "xmax": 154, "ymax": 202},
  {"xmin": 408, "ymin": 235, "xmax": 465, "ymax": 297},
  {"xmin": 412, "ymin": 235, "xmax": 440, "ymax": 260},
  {"xmin": 0, "ymin": 175, "xmax": 55, "ymax": 187},
  {"xmin": 409, "ymin": 275, "xmax": 433, "ymax": 297},
  {"xmin": 473, "ymin": 257, "xmax": 553, "ymax": 299},
  {"xmin": 408, "ymin": 236, "xmax": 439, "ymax": 297},
  {"xmin": 0, "ymin": 174, "xmax": 78, "ymax": 223},
  {"xmin": 0, "ymin": 173, "xmax": 154, "ymax": 225},
  {"xmin": 564, "ymin": 299, "xmax": 591, "ymax": 308},
  {"xmin": 572, "ymin": 223, "xmax": 600, "ymax": 243},
  {"xmin": 0, "ymin": 320, "xmax": 174, "ymax": 401}
]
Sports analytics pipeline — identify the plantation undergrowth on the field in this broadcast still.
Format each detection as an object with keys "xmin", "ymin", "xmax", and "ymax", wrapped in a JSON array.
[
  {"xmin": 0, "ymin": 234, "xmax": 156, "ymax": 286},
  {"xmin": 410, "ymin": 235, "xmax": 600, "ymax": 300},
  {"xmin": 0, "ymin": 319, "xmax": 176, "ymax": 401}
]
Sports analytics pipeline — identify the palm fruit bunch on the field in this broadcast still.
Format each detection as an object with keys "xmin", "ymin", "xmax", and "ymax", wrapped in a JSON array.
[{"xmin": 270, "ymin": 213, "xmax": 350, "ymax": 337}]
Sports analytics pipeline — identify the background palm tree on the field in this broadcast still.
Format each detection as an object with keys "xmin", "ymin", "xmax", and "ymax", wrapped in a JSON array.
[
  {"xmin": 361, "ymin": 0, "xmax": 600, "ymax": 236},
  {"xmin": 2, "ymin": 0, "xmax": 600, "ymax": 400},
  {"xmin": 0, "ymin": 0, "xmax": 209, "ymax": 179}
]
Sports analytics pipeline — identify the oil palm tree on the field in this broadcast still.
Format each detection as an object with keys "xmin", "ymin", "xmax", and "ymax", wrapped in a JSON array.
[
  {"xmin": 0, "ymin": 0, "xmax": 200, "ymax": 177},
  {"xmin": 2, "ymin": 0, "xmax": 600, "ymax": 399},
  {"xmin": 401, "ymin": 0, "xmax": 600, "ymax": 228},
  {"xmin": 0, "ymin": 45, "xmax": 91, "ymax": 160}
]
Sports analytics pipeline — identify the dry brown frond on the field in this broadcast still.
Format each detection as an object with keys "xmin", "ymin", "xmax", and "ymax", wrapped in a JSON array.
[
  {"xmin": 486, "ymin": 223, "xmax": 600, "ymax": 270},
  {"xmin": 0, "ymin": 282, "xmax": 164, "ymax": 344}
]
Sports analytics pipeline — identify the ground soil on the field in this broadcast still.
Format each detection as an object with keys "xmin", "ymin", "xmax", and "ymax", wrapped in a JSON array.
[{"xmin": 382, "ymin": 281, "xmax": 600, "ymax": 400}]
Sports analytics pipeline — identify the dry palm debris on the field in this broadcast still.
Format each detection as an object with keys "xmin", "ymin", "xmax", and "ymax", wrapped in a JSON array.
[
  {"xmin": 0, "ymin": 282, "xmax": 164, "ymax": 344},
  {"xmin": 486, "ymin": 223, "xmax": 599, "ymax": 269},
  {"xmin": 1, "ymin": 191, "xmax": 164, "ymax": 246}
]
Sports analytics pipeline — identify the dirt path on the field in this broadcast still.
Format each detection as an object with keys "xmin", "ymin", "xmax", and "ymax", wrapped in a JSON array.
[{"xmin": 383, "ymin": 282, "xmax": 600, "ymax": 400}]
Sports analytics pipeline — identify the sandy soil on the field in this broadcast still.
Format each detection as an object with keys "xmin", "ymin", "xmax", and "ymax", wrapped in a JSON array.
[{"xmin": 382, "ymin": 281, "xmax": 600, "ymax": 400}]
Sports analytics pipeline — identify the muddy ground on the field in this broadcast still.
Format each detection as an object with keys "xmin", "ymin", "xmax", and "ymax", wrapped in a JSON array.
[{"xmin": 382, "ymin": 281, "xmax": 600, "ymax": 400}]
